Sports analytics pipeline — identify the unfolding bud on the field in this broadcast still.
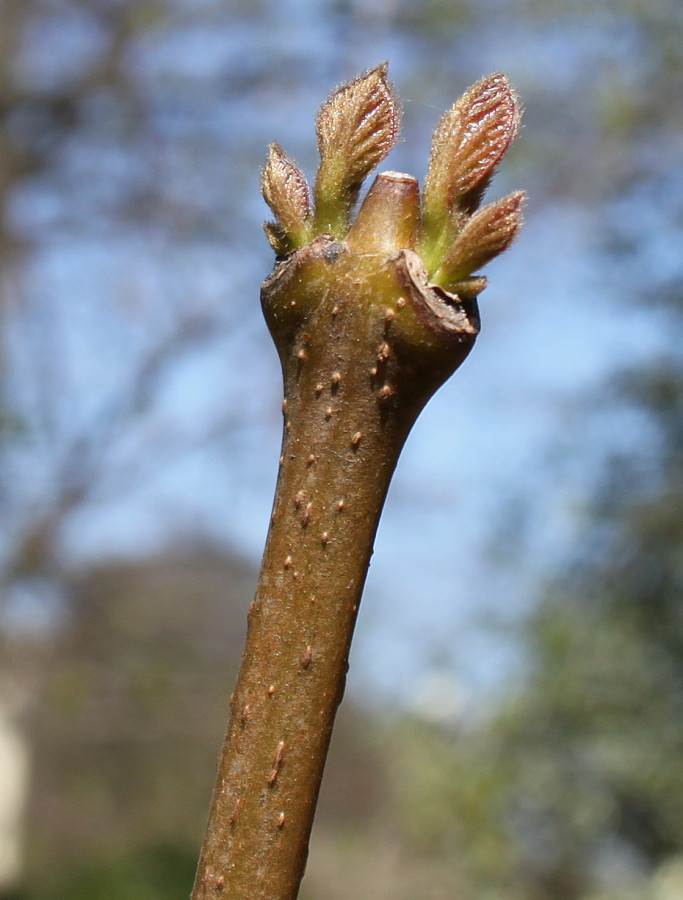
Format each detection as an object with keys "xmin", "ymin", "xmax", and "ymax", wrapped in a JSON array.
[
  {"xmin": 261, "ymin": 142, "xmax": 312, "ymax": 254},
  {"xmin": 433, "ymin": 190, "xmax": 525, "ymax": 287},
  {"xmin": 262, "ymin": 63, "xmax": 522, "ymax": 309},
  {"xmin": 420, "ymin": 73, "xmax": 520, "ymax": 272},
  {"xmin": 314, "ymin": 62, "xmax": 399, "ymax": 238},
  {"xmin": 262, "ymin": 221, "xmax": 287, "ymax": 255}
]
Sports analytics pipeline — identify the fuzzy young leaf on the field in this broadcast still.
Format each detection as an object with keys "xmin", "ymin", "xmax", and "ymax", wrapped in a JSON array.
[
  {"xmin": 313, "ymin": 62, "xmax": 399, "ymax": 237},
  {"xmin": 433, "ymin": 190, "xmax": 524, "ymax": 287},
  {"xmin": 421, "ymin": 73, "xmax": 520, "ymax": 270},
  {"xmin": 261, "ymin": 142, "xmax": 312, "ymax": 253},
  {"xmin": 262, "ymin": 221, "xmax": 288, "ymax": 255}
]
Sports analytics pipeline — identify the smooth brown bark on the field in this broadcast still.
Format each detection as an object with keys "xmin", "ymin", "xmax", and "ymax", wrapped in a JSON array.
[{"xmin": 191, "ymin": 181, "xmax": 480, "ymax": 898}]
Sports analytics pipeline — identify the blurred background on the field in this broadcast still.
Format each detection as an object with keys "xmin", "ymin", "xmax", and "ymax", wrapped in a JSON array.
[{"xmin": 1, "ymin": 0, "xmax": 682, "ymax": 898}]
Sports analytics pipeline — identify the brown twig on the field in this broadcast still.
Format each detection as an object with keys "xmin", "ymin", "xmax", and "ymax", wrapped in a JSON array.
[{"xmin": 191, "ymin": 63, "xmax": 522, "ymax": 899}]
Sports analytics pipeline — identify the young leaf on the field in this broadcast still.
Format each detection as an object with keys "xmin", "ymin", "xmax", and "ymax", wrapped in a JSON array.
[
  {"xmin": 421, "ymin": 73, "xmax": 520, "ymax": 268},
  {"xmin": 313, "ymin": 62, "xmax": 399, "ymax": 237},
  {"xmin": 261, "ymin": 142, "xmax": 312, "ymax": 253},
  {"xmin": 433, "ymin": 190, "xmax": 524, "ymax": 287}
]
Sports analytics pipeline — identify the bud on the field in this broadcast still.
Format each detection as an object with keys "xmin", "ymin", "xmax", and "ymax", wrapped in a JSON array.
[
  {"xmin": 261, "ymin": 142, "xmax": 312, "ymax": 254},
  {"xmin": 434, "ymin": 190, "xmax": 524, "ymax": 287},
  {"xmin": 314, "ymin": 62, "xmax": 399, "ymax": 237},
  {"xmin": 420, "ymin": 73, "xmax": 520, "ymax": 270},
  {"xmin": 261, "ymin": 64, "xmax": 523, "ymax": 300},
  {"xmin": 262, "ymin": 221, "xmax": 288, "ymax": 255},
  {"xmin": 346, "ymin": 171, "xmax": 419, "ymax": 254}
]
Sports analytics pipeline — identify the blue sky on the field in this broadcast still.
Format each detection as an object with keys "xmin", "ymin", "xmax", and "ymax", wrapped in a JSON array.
[{"xmin": 3, "ymin": 0, "xmax": 679, "ymax": 708}]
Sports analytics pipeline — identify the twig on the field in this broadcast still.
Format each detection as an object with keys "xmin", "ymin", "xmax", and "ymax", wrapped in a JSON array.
[{"xmin": 191, "ymin": 63, "xmax": 522, "ymax": 899}]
